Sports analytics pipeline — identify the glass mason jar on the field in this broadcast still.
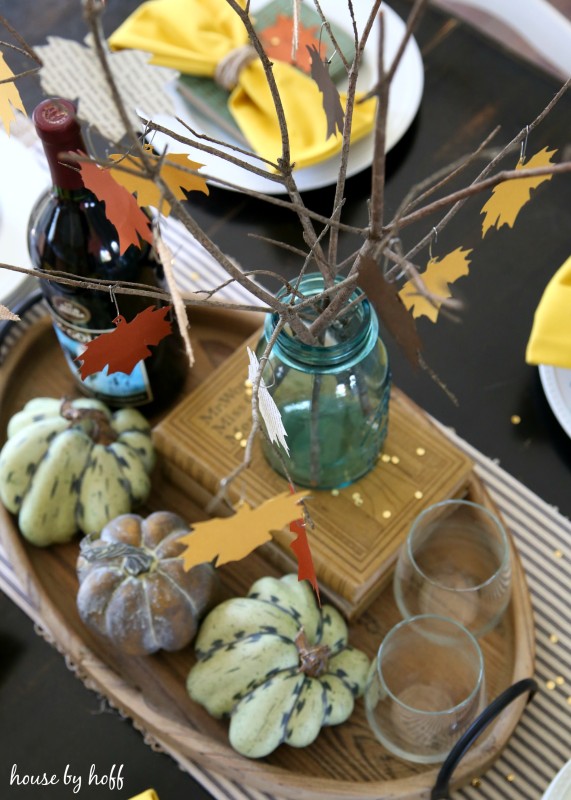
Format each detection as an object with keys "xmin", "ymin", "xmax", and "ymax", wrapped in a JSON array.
[{"xmin": 255, "ymin": 274, "xmax": 391, "ymax": 489}]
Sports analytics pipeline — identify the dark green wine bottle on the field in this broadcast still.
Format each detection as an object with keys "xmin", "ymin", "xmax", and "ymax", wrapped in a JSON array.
[{"xmin": 28, "ymin": 97, "xmax": 187, "ymax": 413}]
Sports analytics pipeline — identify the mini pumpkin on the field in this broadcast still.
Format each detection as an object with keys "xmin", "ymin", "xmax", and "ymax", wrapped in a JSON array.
[
  {"xmin": 0, "ymin": 396, "xmax": 155, "ymax": 546},
  {"xmin": 77, "ymin": 511, "xmax": 218, "ymax": 655},
  {"xmin": 187, "ymin": 574, "xmax": 370, "ymax": 758}
]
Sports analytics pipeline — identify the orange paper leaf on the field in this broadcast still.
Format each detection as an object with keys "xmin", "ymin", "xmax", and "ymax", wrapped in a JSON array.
[
  {"xmin": 0, "ymin": 53, "xmax": 26, "ymax": 134},
  {"xmin": 358, "ymin": 255, "xmax": 422, "ymax": 366},
  {"xmin": 178, "ymin": 491, "xmax": 309, "ymax": 571},
  {"xmin": 289, "ymin": 516, "xmax": 320, "ymax": 604},
  {"xmin": 108, "ymin": 148, "xmax": 209, "ymax": 215},
  {"xmin": 76, "ymin": 306, "xmax": 173, "ymax": 378},
  {"xmin": 79, "ymin": 159, "xmax": 153, "ymax": 254},
  {"xmin": 307, "ymin": 44, "xmax": 344, "ymax": 139},
  {"xmin": 481, "ymin": 147, "xmax": 557, "ymax": 236},
  {"xmin": 399, "ymin": 247, "xmax": 472, "ymax": 323},
  {"xmin": 260, "ymin": 14, "xmax": 322, "ymax": 73}
]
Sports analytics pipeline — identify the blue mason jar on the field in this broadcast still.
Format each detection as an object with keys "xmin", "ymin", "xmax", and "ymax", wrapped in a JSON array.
[{"xmin": 255, "ymin": 274, "xmax": 391, "ymax": 489}]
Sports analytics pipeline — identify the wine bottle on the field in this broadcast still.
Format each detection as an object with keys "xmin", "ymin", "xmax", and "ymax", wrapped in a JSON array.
[{"xmin": 28, "ymin": 97, "xmax": 187, "ymax": 413}]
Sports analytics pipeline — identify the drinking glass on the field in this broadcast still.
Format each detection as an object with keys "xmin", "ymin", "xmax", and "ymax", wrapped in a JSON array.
[
  {"xmin": 365, "ymin": 615, "xmax": 486, "ymax": 764},
  {"xmin": 394, "ymin": 499, "xmax": 512, "ymax": 638}
]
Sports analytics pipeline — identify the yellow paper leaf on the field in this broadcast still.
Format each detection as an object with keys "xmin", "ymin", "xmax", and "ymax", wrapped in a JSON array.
[
  {"xmin": 108, "ymin": 148, "xmax": 209, "ymax": 215},
  {"xmin": 481, "ymin": 147, "xmax": 557, "ymax": 236},
  {"xmin": 399, "ymin": 247, "xmax": 472, "ymax": 323},
  {"xmin": 0, "ymin": 53, "xmax": 26, "ymax": 134},
  {"xmin": 178, "ymin": 490, "xmax": 309, "ymax": 571}
]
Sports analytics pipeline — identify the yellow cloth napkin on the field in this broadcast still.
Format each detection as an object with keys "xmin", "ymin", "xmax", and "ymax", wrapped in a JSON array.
[
  {"xmin": 128, "ymin": 791, "xmax": 159, "ymax": 800},
  {"xmin": 109, "ymin": 0, "xmax": 377, "ymax": 170},
  {"xmin": 526, "ymin": 255, "xmax": 571, "ymax": 368}
]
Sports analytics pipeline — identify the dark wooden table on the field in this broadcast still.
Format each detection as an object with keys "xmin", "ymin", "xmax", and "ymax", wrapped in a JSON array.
[{"xmin": 1, "ymin": 1, "xmax": 570, "ymax": 798}]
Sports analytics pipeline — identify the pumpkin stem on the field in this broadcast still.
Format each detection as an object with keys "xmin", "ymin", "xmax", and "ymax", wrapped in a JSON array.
[
  {"xmin": 295, "ymin": 628, "xmax": 330, "ymax": 678},
  {"xmin": 79, "ymin": 537, "xmax": 155, "ymax": 576},
  {"xmin": 60, "ymin": 398, "xmax": 118, "ymax": 445}
]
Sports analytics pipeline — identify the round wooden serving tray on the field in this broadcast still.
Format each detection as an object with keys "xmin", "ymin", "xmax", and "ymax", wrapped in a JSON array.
[{"xmin": 0, "ymin": 309, "xmax": 535, "ymax": 800}]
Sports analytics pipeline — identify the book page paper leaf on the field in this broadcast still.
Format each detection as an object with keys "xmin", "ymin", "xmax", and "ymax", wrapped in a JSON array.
[
  {"xmin": 260, "ymin": 14, "xmax": 322, "ymax": 73},
  {"xmin": 79, "ymin": 159, "xmax": 153, "ymax": 254},
  {"xmin": 76, "ymin": 306, "xmax": 173, "ymax": 378},
  {"xmin": 35, "ymin": 36, "xmax": 178, "ymax": 142},
  {"xmin": 399, "ymin": 247, "xmax": 472, "ymax": 323},
  {"xmin": 481, "ymin": 147, "xmax": 557, "ymax": 236},
  {"xmin": 108, "ymin": 149, "xmax": 208, "ymax": 215},
  {"xmin": 0, "ymin": 53, "xmax": 26, "ymax": 134},
  {"xmin": 307, "ymin": 44, "xmax": 344, "ymax": 139},
  {"xmin": 178, "ymin": 490, "xmax": 309, "ymax": 571},
  {"xmin": 358, "ymin": 256, "xmax": 422, "ymax": 366},
  {"xmin": 247, "ymin": 346, "xmax": 289, "ymax": 454},
  {"xmin": 0, "ymin": 304, "xmax": 20, "ymax": 321}
]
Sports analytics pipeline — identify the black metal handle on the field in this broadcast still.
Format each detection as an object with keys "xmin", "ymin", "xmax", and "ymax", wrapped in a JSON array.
[{"xmin": 431, "ymin": 677, "xmax": 538, "ymax": 800}]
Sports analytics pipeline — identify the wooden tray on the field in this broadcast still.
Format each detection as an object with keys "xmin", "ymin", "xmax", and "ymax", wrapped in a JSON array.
[{"xmin": 0, "ymin": 309, "xmax": 535, "ymax": 800}]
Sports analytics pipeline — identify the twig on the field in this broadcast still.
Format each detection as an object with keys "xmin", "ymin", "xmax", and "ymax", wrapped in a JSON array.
[{"xmin": 394, "ymin": 161, "xmax": 571, "ymax": 232}]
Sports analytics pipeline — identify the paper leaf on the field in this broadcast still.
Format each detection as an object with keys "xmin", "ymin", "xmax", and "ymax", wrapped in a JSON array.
[
  {"xmin": 289, "ymin": 515, "xmax": 320, "ymax": 603},
  {"xmin": 178, "ymin": 491, "xmax": 309, "ymax": 571},
  {"xmin": 247, "ymin": 347, "xmax": 289, "ymax": 454},
  {"xmin": 79, "ymin": 159, "xmax": 153, "ymax": 254},
  {"xmin": 76, "ymin": 306, "xmax": 173, "ymax": 378},
  {"xmin": 358, "ymin": 256, "xmax": 422, "ymax": 366},
  {"xmin": 260, "ymin": 14, "xmax": 322, "ymax": 73},
  {"xmin": 307, "ymin": 44, "xmax": 344, "ymax": 139},
  {"xmin": 481, "ymin": 147, "xmax": 557, "ymax": 236},
  {"xmin": 35, "ymin": 36, "xmax": 178, "ymax": 142},
  {"xmin": 399, "ymin": 247, "xmax": 472, "ymax": 323},
  {"xmin": 108, "ymin": 148, "xmax": 208, "ymax": 215},
  {"xmin": 0, "ymin": 53, "xmax": 26, "ymax": 134},
  {"xmin": 0, "ymin": 304, "xmax": 20, "ymax": 322}
]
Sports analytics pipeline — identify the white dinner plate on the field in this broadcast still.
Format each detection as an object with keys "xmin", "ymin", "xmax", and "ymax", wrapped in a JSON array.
[
  {"xmin": 539, "ymin": 364, "xmax": 571, "ymax": 439},
  {"xmin": 0, "ymin": 130, "xmax": 49, "ymax": 305},
  {"xmin": 542, "ymin": 760, "xmax": 571, "ymax": 799},
  {"xmin": 149, "ymin": 1, "xmax": 424, "ymax": 194}
]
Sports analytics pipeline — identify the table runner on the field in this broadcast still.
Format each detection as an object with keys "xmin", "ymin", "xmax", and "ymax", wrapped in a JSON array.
[{"xmin": 1, "ymin": 125, "xmax": 570, "ymax": 800}]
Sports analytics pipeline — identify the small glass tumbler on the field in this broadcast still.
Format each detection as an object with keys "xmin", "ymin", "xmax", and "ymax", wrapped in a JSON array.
[
  {"xmin": 365, "ymin": 615, "xmax": 486, "ymax": 764},
  {"xmin": 394, "ymin": 499, "xmax": 512, "ymax": 638}
]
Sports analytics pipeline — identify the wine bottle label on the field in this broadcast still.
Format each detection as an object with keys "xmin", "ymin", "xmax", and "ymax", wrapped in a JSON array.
[{"xmin": 49, "ymin": 309, "xmax": 154, "ymax": 407}]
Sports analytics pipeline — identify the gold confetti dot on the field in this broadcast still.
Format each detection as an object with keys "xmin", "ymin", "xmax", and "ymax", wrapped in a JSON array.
[
  {"xmin": 546, "ymin": 680, "xmax": 556, "ymax": 690},
  {"xmin": 416, "ymin": 447, "xmax": 426, "ymax": 456},
  {"xmin": 234, "ymin": 431, "xmax": 243, "ymax": 440},
  {"xmin": 331, "ymin": 489, "xmax": 339, "ymax": 497},
  {"xmin": 352, "ymin": 492, "xmax": 361, "ymax": 500},
  {"xmin": 270, "ymin": 35, "xmax": 281, "ymax": 45},
  {"xmin": 391, "ymin": 455, "xmax": 400, "ymax": 465},
  {"xmin": 240, "ymin": 439, "xmax": 247, "ymax": 448},
  {"xmin": 354, "ymin": 497, "xmax": 364, "ymax": 507},
  {"xmin": 554, "ymin": 549, "xmax": 564, "ymax": 559},
  {"xmin": 244, "ymin": 379, "xmax": 252, "ymax": 388},
  {"xmin": 190, "ymin": 271, "xmax": 200, "ymax": 281},
  {"xmin": 471, "ymin": 778, "xmax": 482, "ymax": 788},
  {"xmin": 381, "ymin": 454, "xmax": 391, "ymax": 463},
  {"xmin": 506, "ymin": 774, "xmax": 515, "ymax": 783},
  {"xmin": 414, "ymin": 490, "xmax": 424, "ymax": 500},
  {"xmin": 550, "ymin": 634, "xmax": 560, "ymax": 644},
  {"xmin": 567, "ymin": 696, "xmax": 571, "ymax": 705},
  {"xmin": 382, "ymin": 510, "xmax": 392, "ymax": 519},
  {"xmin": 556, "ymin": 676, "xmax": 565, "ymax": 686},
  {"xmin": 511, "ymin": 415, "xmax": 521, "ymax": 425}
]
